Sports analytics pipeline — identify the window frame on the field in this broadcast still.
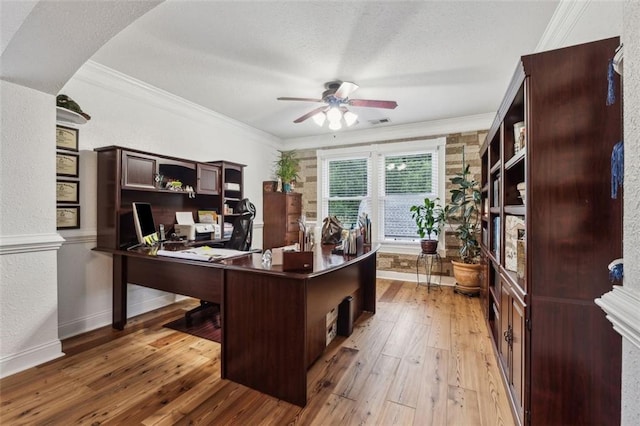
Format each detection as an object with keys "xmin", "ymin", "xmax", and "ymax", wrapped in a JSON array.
[{"xmin": 317, "ymin": 138, "xmax": 446, "ymax": 254}]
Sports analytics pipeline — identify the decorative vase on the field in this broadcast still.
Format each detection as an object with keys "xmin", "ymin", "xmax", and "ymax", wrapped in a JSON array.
[
  {"xmin": 451, "ymin": 260, "xmax": 482, "ymax": 296},
  {"xmin": 283, "ymin": 182, "xmax": 291, "ymax": 193},
  {"xmin": 420, "ymin": 239, "xmax": 438, "ymax": 254}
]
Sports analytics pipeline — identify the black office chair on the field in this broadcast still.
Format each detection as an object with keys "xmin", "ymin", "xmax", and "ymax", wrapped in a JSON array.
[
  {"xmin": 185, "ymin": 199, "xmax": 256, "ymax": 328},
  {"xmin": 224, "ymin": 198, "xmax": 256, "ymax": 251}
]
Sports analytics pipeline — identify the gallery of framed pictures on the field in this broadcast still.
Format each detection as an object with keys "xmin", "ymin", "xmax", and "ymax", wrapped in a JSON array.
[{"xmin": 56, "ymin": 124, "xmax": 80, "ymax": 229}]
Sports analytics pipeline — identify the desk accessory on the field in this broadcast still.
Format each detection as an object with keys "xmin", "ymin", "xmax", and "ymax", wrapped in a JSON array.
[{"xmin": 282, "ymin": 251, "xmax": 313, "ymax": 271}]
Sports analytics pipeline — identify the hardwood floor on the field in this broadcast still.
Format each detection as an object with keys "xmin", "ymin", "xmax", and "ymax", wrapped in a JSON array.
[{"xmin": 0, "ymin": 279, "xmax": 515, "ymax": 425}]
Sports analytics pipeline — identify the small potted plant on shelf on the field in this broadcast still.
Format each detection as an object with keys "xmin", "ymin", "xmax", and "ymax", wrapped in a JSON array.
[
  {"xmin": 410, "ymin": 197, "xmax": 445, "ymax": 254},
  {"xmin": 274, "ymin": 150, "xmax": 300, "ymax": 193},
  {"xmin": 445, "ymin": 161, "xmax": 482, "ymax": 296}
]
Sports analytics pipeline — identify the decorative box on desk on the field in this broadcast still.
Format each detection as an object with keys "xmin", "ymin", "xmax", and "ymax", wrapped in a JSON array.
[{"xmin": 282, "ymin": 251, "xmax": 313, "ymax": 272}]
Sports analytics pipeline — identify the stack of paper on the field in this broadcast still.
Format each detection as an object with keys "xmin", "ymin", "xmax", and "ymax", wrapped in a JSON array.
[{"xmin": 157, "ymin": 246, "xmax": 249, "ymax": 262}]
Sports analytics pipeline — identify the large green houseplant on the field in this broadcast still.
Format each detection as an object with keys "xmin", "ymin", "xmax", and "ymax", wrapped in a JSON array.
[
  {"xmin": 410, "ymin": 197, "xmax": 445, "ymax": 254},
  {"xmin": 445, "ymin": 161, "xmax": 482, "ymax": 296},
  {"xmin": 274, "ymin": 150, "xmax": 300, "ymax": 192}
]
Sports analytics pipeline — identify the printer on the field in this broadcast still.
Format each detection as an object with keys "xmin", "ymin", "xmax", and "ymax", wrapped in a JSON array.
[
  {"xmin": 174, "ymin": 212, "xmax": 221, "ymax": 241},
  {"xmin": 174, "ymin": 223, "xmax": 220, "ymax": 241}
]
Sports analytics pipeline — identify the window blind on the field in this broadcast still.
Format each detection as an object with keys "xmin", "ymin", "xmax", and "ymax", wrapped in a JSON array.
[
  {"xmin": 378, "ymin": 150, "xmax": 439, "ymax": 240},
  {"xmin": 323, "ymin": 157, "xmax": 370, "ymax": 228}
]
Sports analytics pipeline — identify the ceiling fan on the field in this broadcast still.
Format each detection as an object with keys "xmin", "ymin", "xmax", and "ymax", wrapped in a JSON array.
[{"xmin": 277, "ymin": 81, "xmax": 398, "ymax": 130}]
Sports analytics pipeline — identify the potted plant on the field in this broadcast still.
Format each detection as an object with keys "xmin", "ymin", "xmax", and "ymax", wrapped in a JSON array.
[
  {"xmin": 410, "ymin": 197, "xmax": 445, "ymax": 254},
  {"xmin": 274, "ymin": 150, "xmax": 300, "ymax": 192},
  {"xmin": 445, "ymin": 161, "xmax": 482, "ymax": 296}
]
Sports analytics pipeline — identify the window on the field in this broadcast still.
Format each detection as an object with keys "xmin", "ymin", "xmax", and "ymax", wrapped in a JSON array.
[
  {"xmin": 379, "ymin": 151, "xmax": 438, "ymax": 240},
  {"xmin": 323, "ymin": 156, "xmax": 370, "ymax": 229},
  {"xmin": 318, "ymin": 138, "xmax": 444, "ymax": 247}
]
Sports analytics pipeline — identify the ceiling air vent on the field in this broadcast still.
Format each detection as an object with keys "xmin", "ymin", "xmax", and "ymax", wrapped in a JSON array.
[{"xmin": 369, "ymin": 118, "xmax": 391, "ymax": 125}]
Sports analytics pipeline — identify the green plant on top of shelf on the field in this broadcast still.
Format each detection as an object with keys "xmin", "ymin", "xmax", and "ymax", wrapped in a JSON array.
[{"xmin": 274, "ymin": 150, "xmax": 300, "ymax": 192}]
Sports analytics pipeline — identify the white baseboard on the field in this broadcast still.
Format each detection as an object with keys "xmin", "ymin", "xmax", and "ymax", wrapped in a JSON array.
[
  {"xmin": 0, "ymin": 339, "xmax": 63, "ymax": 379},
  {"xmin": 58, "ymin": 293, "xmax": 178, "ymax": 340},
  {"xmin": 376, "ymin": 269, "xmax": 456, "ymax": 287}
]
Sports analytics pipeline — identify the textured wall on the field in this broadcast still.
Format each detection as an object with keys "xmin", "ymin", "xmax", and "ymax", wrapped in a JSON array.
[
  {"xmin": 622, "ymin": 2, "xmax": 640, "ymax": 424},
  {"xmin": 0, "ymin": 81, "xmax": 63, "ymax": 376},
  {"xmin": 293, "ymin": 131, "xmax": 485, "ymax": 276}
]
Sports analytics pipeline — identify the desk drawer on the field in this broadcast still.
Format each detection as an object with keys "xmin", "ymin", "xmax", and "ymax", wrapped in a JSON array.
[
  {"xmin": 286, "ymin": 214, "xmax": 300, "ymax": 232},
  {"xmin": 286, "ymin": 194, "xmax": 301, "ymax": 214},
  {"xmin": 284, "ymin": 231, "xmax": 299, "ymax": 246}
]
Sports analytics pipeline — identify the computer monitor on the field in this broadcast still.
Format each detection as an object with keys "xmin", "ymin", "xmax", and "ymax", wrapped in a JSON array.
[{"xmin": 132, "ymin": 202, "xmax": 159, "ymax": 246}]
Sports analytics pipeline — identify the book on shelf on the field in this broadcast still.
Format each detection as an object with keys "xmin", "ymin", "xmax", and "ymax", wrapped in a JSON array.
[
  {"xmin": 224, "ymin": 182, "xmax": 241, "ymax": 191},
  {"xmin": 492, "ymin": 216, "xmax": 501, "ymax": 262},
  {"xmin": 504, "ymin": 215, "xmax": 525, "ymax": 272}
]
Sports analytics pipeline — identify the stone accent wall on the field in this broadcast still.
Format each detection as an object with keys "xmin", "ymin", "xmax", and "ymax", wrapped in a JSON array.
[
  {"xmin": 290, "ymin": 130, "xmax": 487, "ymax": 276},
  {"xmin": 294, "ymin": 148, "xmax": 318, "ymax": 222},
  {"xmin": 443, "ymin": 131, "xmax": 486, "ymax": 261}
]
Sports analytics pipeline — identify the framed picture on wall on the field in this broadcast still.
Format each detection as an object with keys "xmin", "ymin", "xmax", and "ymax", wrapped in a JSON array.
[
  {"xmin": 56, "ymin": 152, "xmax": 79, "ymax": 177},
  {"xmin": 56, "ymin": 125, "xmax": 78, "ymax": 151},
  {"xmin": 56, "ymin": 206, "xmax": 80, "ymax": 229},
  {"xmin": 56, "ymin": 179, "xmax": 79, "ymax": 204}
]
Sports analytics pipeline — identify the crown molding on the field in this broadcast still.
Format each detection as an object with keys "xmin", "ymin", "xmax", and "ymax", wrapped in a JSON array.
[
  {"xmin": 0, "ymin": 233, "xmax": 65, "ymax": 255},
  {"xmin": 282, "ymin": 113, "xmax": 493, "ymax": 151},
  {"xmin": 596, "ymin": 285, "xmax": 640, "ymax": 350},
  {"xmin": 74, "ymin": 61, "xmax": 282, "ymax": 148},
  {"xmin": 535, "ymin": 0, "xmax": 591, "ymax": 52}
]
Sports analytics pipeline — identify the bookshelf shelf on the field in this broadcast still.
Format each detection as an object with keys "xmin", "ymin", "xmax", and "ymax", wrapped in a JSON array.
[
  {"xmin": 503, "ymin": 205, "xmax": 525, "ymax": 215},
  {"xmin": 504, "ymin": 149, "xmax": 525, "ymax": 170}
]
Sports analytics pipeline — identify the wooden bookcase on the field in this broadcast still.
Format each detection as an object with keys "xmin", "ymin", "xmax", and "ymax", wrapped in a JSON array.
[
  {"xmin": 262, "ymin": 192, "xmax": 302, "ymax": 249},
  {"xmin": 479, "ymin": 37, "xmax": 622, "ymax": 425},
  {"xmin": 95, "ymin": 146, "xmax": 244, "ymax": 249}
]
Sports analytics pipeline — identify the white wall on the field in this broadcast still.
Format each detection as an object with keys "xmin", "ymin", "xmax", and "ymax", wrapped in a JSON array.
[
  {"xmin": 622, "ymin": 2, "xmax": 640, "ymax": 424},
  {"xmin": 55, "ymin": 61, "xmax": 280, "ymax": 339},
  {"xmin": 0, "ymin": 81, "xmax": 65, "ymax": 376}
]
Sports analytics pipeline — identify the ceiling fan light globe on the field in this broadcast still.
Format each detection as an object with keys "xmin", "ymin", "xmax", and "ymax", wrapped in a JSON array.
[
  {"xmin": 344, "ymin": 111, "xmax": 358, "ymax": 126},
  {"xmin": 326, "ymin": 107, "xmax": 342, "ymax": 123},
  {"xmin": 312, "ymin": 112, "xmax": 326, "ymax": 126},
  {"xmin": 329, "ymin": 121, "xmax": 342, "ymax": 131}
]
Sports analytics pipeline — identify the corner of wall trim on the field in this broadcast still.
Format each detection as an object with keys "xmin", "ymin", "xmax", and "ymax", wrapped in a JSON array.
[
  {"xmin": 595, "ymin": 285, "xmax": 640, "ymax": 350},
  {"xmin": 0, "ymin": 233, "xmax": 65, "ymax": 254}
]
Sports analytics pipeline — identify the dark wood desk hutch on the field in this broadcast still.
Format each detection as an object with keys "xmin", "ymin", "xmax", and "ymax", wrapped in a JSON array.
[
  {"xmin": 95, "ymin": 146, "xmax": 244, "ymax": 249},
  {"xmin": 479, "ymin": 37, "xmax": 622, "ymax": 425}
]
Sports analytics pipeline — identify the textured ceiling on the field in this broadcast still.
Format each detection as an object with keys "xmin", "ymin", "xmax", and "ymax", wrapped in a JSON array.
[{"xmin": 90, "ymin": 1, "xmax": 560, "ymax": 140}]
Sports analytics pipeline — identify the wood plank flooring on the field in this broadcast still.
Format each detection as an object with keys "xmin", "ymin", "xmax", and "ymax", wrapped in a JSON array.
[{"xmin": 0, "ymin": 279, "xmax": 515, "ymax": 425}]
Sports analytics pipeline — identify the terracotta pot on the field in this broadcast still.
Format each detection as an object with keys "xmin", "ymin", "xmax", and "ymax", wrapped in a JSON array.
[
  {"xmin": 451, "ymin": 260, "xmax": 482, "ymax": 296},
  {"xmin": 420, "ymin": 239, "xmax": 438, "ymax": 254}
]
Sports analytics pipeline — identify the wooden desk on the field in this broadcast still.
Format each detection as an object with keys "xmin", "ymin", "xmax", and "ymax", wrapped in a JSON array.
[{"xmin": 105, "ymin": 244, "xmax": 378, "ymax": 406}]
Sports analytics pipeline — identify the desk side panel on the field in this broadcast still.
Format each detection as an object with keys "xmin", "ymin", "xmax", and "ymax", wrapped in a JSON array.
[
  {"xmin": 223, "ymin": 270, "xmax": 307, "ymax": 406},
  {"xmin": 305, "ymin": 253, "xmax": 376, "ymax": 365},
  {"xmin": 127, "ymin": 257, "xmax": 223, "ymax": 302}
]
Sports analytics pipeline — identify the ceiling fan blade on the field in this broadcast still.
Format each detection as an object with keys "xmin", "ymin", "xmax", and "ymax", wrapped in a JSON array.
[
  {"xmin": 277, "ymin": 97, "xmax": 323, "ymax": 102},
  {"xmin": 348, "ymin": 99, "xmax": 398, "ymax": 109},
  {"xmin": 293, "ymin": 106, "xmax": 328, "ymax": 123},
  {"xmin": 334, "ymin": 81, "xmax": 359, "ymax": 99}
]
